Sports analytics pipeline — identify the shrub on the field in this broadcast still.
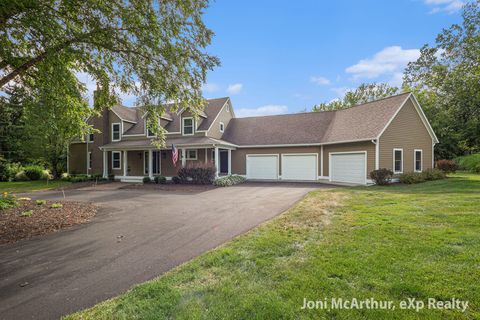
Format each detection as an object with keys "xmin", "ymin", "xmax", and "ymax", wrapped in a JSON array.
[
  {"xmin": 23, "ymin": 165, "xmax": 45, "ymax": 180},
  {"xmin": 177, "ymin": 163, "xmax": 216, "ymax": 184},
  {"xmin": 143, "ymin": 176, "xmax": 152, "ymax": 184},
  {"xmin": 36, "ymin": 200, "xmax": 47, "ymax": 205},
  {"xmin": 21, "ymin": 210, "xmax": 33, "ymax": 217},
  {"xmin": 154, "ymin": 176, "xmax": 167, "ymax": 184},
  {"xmin": 421, "ymin": 168, "xmax": 446, "ymax": 181},
  {"xmin": 455, "ymin": 154, "xmax": 480, "ymax": 173},
  {"xmin": 214, "ymin": 175, "xmax": 246, "ymax": 187},
  {"xmin": 399, "ymin": 169, "xmax": 446, "ymax": 184},
  {"xmin": 399, "ymin": 172, "xmax": 425, "ymax": 184},
  {"xmin": 369, "ymin": 168, "xmax": 393, "ymax": 185},
  {"xmin": 0, "ymin": 159, "xmax": 23, "ymax": 182},
  {"xmin": 172, "ymin": 176, "xmax": 181, "ymax": 184},
  {"xmin": 108, "ymin": 174, "xmax": 115, "ymax": 181},
  {"xmin": 14, "ymin": 171, "xmax": 30, "ymax": 181},
  {"xmin": 51, "ymin": 203, "xmax": 63, "ymax": 209},
  {"xmin": 0, "ymin": 192, "xmax": 18, "ymax": 210},
  {"xmin": 0, "ymin": 157, "xmax": 7, "ymax": 181},
  {"xmin": 435, "ymin": 159, "xmax": 458, "ymax": 173}
]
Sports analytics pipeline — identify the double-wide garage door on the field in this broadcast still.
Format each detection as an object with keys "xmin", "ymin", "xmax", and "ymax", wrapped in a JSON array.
[{"xmin": 246, "ymin": 154, "xmax": 317, "ymax": 181}]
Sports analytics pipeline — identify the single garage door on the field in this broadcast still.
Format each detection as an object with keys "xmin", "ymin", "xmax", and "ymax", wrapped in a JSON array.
[
  {"xmin": 246, "ymin": 155, "xmax": 278, "ymax": 180},
  {"xmin": 282, "ymin": 154, "xmax": 317, "ymax": 181},
  {"xmin": 330, "ymin": 152, "xmax": 366, "ymax": 184}
]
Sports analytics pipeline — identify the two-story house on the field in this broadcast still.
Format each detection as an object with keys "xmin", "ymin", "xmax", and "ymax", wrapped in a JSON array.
[{"xmin": 68, "ymin": 92, "xmax": 438, "ymax": 185}]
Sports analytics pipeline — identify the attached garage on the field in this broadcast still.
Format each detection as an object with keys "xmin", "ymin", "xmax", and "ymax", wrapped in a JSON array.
[
  {"xmin": 281, "ymin": 154, "xmax": 317, "ymax": 181},
  {"xmin": 246, "ymin": 154, "xmax": 279, "ymax": 180},
  {"xmin": 330, "ymin": 152, "xmax": 367, "ymax": 184}
]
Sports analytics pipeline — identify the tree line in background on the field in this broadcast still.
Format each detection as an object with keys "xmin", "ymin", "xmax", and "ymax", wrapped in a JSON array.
[{"xmin": 313, "ymin": 1, "xmax": 479, "ymax": 160}]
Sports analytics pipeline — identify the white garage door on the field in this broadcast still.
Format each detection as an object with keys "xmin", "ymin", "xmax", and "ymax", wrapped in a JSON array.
[
  {"xmin": 246, "ymin": 155, "xmax": 278, "ymax": 180},
  {"xmin": 282, "ymin": 154, "xmax": 317, "ymax": 181},
  {"xmin": 330, "ymin": 152, "xmax": 366, "ymax": 184}
]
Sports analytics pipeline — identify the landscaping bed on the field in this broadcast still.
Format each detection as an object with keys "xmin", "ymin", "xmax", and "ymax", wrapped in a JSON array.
[
  {"xmin": 0, "ymin": 200, "xmax": 97, "ymax": 245},
  {"xmin": 120, "ymin": 183, "xmax": 217, "ymax": 192}
]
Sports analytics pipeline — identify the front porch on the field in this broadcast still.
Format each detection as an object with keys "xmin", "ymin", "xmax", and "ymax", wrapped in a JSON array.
[{"xmin": 101, "ymin": 145, "xmax": 234, "ymax": 183}]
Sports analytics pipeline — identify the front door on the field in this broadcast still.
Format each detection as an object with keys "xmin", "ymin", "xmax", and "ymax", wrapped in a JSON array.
[{"xmin": 220, "ymin": 150, "xmax": 228, "ymax": 174}]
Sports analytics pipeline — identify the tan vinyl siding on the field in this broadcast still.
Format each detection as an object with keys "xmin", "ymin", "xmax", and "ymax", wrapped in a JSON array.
[
  {"xmin": 207, "ymin": 101, "xmax": 233, "ymax": 139},
  {"xmin": 379, "ymin": 99, "xmax": 433, "ymax": 173},
  {"xmin": 231, "ymin": 146, "xmax": 321, "ymax": 176},
  {"xmin": 323, "ymin": 141, "xmax": 376, "ymax": 178}
]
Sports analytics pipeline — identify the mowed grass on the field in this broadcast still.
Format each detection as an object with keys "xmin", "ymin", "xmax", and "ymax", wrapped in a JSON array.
[
  {"xmin": 67, "ymin": 174, "xmax": 480, "ymax": 320},
  {"xmin": 0, "ymin": 180, "xmax": 71, "ymax": 193}
]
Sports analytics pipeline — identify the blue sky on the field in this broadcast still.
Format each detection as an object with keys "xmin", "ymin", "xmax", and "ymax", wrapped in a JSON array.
[
  {"xmin": 199, "ymin": 0, "xmax": 463, "ymax": 117},
  {"xmin": 79, "ymin": 0, "xmax": 463, "ymax": 116}
]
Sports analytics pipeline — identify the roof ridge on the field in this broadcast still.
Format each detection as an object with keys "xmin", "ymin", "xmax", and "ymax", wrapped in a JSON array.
[{"xmin": 233, "ymin": 92, "xmax": 411, "ymax": 120}]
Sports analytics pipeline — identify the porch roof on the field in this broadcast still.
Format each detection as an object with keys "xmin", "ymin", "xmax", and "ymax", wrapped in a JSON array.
[{"xmin": 99, "ymin": 136, "xmax": 236, "ymax": 150}]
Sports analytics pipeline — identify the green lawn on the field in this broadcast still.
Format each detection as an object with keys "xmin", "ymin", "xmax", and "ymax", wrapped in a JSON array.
[
  {"xmin": 0, "ymin": 180, "xmax": 71, "ymax": 193},
  {"xmin": 67, "ymin": 174, "xmax": 479, "ymax": 319}
]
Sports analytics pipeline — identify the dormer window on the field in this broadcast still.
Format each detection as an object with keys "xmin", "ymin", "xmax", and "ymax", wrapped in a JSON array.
[
  {"xmin": 219, "ymin": 122, "xmax": 225, "ymax": 133},
  {"xmin": 147, "ymin": 128, "xmax": 155, "ymax": 137},
  {"xmin": 112, "ymin": 123, "xmax": 121, "ymax": 142},
  {"xmin": 182, "ymin": 117, "xmax": 194, "ymax": 135}
]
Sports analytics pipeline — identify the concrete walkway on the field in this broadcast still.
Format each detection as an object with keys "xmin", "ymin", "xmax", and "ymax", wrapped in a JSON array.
[{"xmin": 0, "ymin": 182, "xmax": 329, "ymax": 319}]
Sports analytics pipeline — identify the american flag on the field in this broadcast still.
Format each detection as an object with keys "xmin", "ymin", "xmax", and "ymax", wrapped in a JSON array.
[{"xmin": 172, "ymin": 144, "xmax": 178, "ymax": 165}]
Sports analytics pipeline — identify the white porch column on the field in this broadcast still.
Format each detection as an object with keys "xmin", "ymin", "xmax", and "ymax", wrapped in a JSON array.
[
  {"xmin": 123, "ymin": 150, "xmax": 128, "ymax": 177},
  {"xmin": 228, "ymin": 149, "xmax": 232, "ymax": 175},
  {"xmin": 214, "ymin": 147, "xmax": 219, "ymax": 177},
  {"xmin": 158, "ymin": 149, "xmax": 162, "ymax": 175},
  {"xmin": 102, "ymin": 150, "xmax": 108, "ymax": 178},
  {"xmin": 148, "ymin": 149, "xmax": 153, "ymax": 179},
  {"xmin": 205, "ymin": 148, "xmax": 208, "ymax": 163},
  {"xmin": 181, "ymin": 148, "xmax": 186, "ymax": 167}
]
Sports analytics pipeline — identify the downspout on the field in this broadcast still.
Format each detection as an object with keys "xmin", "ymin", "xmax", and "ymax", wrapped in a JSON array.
[{"xmin": 372, "ymin": 139, "xmax": 379, "ymax": 170}]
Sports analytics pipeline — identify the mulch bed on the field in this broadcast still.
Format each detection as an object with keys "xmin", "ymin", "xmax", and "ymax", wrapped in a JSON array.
[
  {"xmin": 120, "ymin": 183, "xmax": 217, "ymax": 192},
  {"xmin": 0, "ymin": 200, "xmax": 97, "ymax": 245}
]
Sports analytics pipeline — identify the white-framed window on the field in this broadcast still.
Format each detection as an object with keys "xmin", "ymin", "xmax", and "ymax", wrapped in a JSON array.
[
  {"xmin": 88, "ymin": 152, "xmax": 92, "ymax": 170},
  {"xmin": 112, "ymin": 123, "xmax": 121, "ymax": 141},
  {"xmin": 147, "ymin": 128, "xmax": 155, "ymax": 137},
  {"xmin": 219, "ymin": 122, "xmax": 225, "ymax": 133},
  {"xmin": 112, "ymin": 151, "xmax": 121, "ymax": 169},
  {"xmin": 184, "ymin": 149, "xmax": 197, "ymax": 160},
  {"xmin": 182, "ymin": 117, "xmax": 194, "ymax": 135},
  {"xmin": 87, "ymin": 133, "xmax": 94, "ymax": 142},
  {"xmin": 393, "ymin": 148, "xmax": 403, "ymax": 173},
  {"xmin": 414, "ymin": 149, "xmax": 423, "ymax": 172}
]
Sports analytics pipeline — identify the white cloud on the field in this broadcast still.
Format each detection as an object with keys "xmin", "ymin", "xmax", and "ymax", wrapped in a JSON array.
[
  {"xmin": 226, "ymin": 83, "xmax": 243, "ymax": 94},
  {"xmin": 235, "ymin": 105, "xmax": 288, "ymax": 118},
  {"xmin": 202, "ymin": 82, "xmax": 220, "ymax": 93},
  {"xmin": 345, "ymin": 46, "xmax": 420, "ymax": 84},
  {"xmin": 310, "ymin": 76, "xmax": 331, "ymax": 86},
  {"xmin": 424, "ymin": 0, "xmax": 464, "ymax": 14}
]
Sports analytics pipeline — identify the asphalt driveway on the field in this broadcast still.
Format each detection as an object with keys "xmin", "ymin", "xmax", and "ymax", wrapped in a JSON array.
[{"xmin": 0, "ymin": 182, "xmax": 329, "ymax": 319}]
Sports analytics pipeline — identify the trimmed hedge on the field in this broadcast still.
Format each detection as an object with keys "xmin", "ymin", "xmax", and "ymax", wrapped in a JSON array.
[
  {"xmin": 399, "ymin": 169, "xmax": 446, "ymax": 184},
  {"xmin": 143, "ymin": 177, "xmax": 152, "ymax": 184},
  {"xmin": 62, "ymin": 174, "xmax": 104, "ymax": 183},
  {"xmin": 213, "ymin": 175, "xmax": 246, "ymax": 187}
]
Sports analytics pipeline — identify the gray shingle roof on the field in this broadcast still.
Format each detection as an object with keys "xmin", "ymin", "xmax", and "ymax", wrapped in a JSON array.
[
  {"xmin": 222, "ymin": 93, "xmax": 411, "ymax": 145},
  {"xmin": 120, "ymin": 97, "xmax": 229, "ymax": 135}
]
